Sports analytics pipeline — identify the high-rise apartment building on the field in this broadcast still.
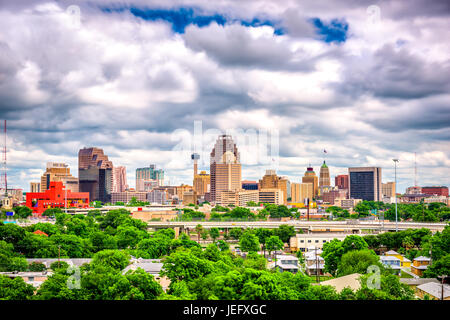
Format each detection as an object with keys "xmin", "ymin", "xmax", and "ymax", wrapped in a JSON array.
[
  {"xmin": 40, "ymin": 162, "xmax": 79, "ymax": 193},
  {"xmin": 319, "ymin": 161, "xmax": 330, "ymax": 188},
  {"xmin": 302, "ymin": 166, "xmax": 319, "ymax": 198},
  {"xmin": 348, "ymin": 167, "xmax": 382, "ymax": 201},
  {"xmin": 259, "ymin": 170, "xmax": 288, "ymax": 205},
  {"xmin": 78, "ymin": 147, "xmax": 113, "ymax": 203},
  {"xmin": 382, "ymin": 182, "xmax": 396, "ymax": 198},
  {"xmin": 335, "ymin": 174, "xmax": 349, "ymax": 189},
  {"xmin": 291, "ymin": 182, "xmax": 314, "ymax": 203},
  {"xmin": 136, "ymin": 165, "xmax": 164, "ymax": 191},
  {"xmin": 112, "ymin": 166, "xmax": 128, "ymax": 193},
  {"xmin": 210, "ymin": 135, "xmax": 242, "ymax": 203}
]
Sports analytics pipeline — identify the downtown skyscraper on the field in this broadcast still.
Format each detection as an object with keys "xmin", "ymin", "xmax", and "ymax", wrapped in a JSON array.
[
  {"xmin": 210, "ymin": 135, "xmax": 241, "ymax": 203},
  {"xmin": 78, "ymin": 147, "xmax": 113, "ymax": 203}
]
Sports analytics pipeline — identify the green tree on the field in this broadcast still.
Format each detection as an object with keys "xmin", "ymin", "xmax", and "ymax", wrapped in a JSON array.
[
  {"xmin": 265, "ymin": 235, "xmax": 284, "ymax": 258},
  {"xmin": 209, "ymin": 228, "xmax": 220, "ymax": 242},
  {"xmin": 0, "ymin": 275, "xmax": 35, "ymax": 300},
  {"xmin": 28, "ymin": 261, "xmax": 47, "ymax": 272},
  {"xmin": 229, "ymin": 228, "xmax": 243, "ymax": 240},
  {"xmin": 13, "ymin": 206, "xmax": 33, "ymax": 219},
  {"xmin": 239, "ymin": 231, "xmax": 260, "ymax": 253},
  {"xmin": 161, "ymin": 248, "xmax": 214, "ymax": 282},
  {"xmin": 91, "ymin": 250, "xmax": 130, "ymax": 271},
  {"xmin": 273, "ymin": 225, "xmax": 295, "ymax": 243},
  {"xmin": 195, "ymin": 224, "xmax": 203, "ymax": 243},
  {"xmin": 337, "ymin": 250, "xmax": 380, "ymax": 277},
  {"xmin": 423, "ymin": 254, "xmax": 450, "ymax": 278}
]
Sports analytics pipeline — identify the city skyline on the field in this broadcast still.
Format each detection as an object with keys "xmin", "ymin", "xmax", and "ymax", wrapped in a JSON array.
[{"xmin": 0, "ymin": 0, "xmax": 449, "ymax": 193}]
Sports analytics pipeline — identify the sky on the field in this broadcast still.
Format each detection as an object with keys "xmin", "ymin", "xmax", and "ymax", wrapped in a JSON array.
[{"xmin": 0, "ymin": 0, "xmax": 449, "ymax": 193}]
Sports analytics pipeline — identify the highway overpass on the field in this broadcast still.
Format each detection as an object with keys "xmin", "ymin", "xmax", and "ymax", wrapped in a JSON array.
[{"xmin": 146, "ymin": 220, "xmax": 447, "ymax": 234}]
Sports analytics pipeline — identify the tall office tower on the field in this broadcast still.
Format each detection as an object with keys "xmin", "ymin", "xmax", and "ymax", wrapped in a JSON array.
[
  {"xmin": 348, "ymin": 167, "xmax": 382, "ymax": 201},
  {"xmin": 291, "ymin": 182, "xmax": 314, "ymax": 203},
  {"xmin": 78, "ymin": 147, "xmax": 113, "ymax": 203},
  {"xmin": 192, "ymin": 153, "xmax": 210, "ymax": 196},
  {"xmin": 259, "ymin": 170, "xmax": 288, "ymax": 205},
  {"xmin": 210, "ymin": 135, "xmax": 241, "ymax": 203},
  {"xmin": 30, "ymin": 182, "xmax": 41, "ymax": 193},
  {"xmin": 302, "ymin": 166, "xmax": 319, "ymax": 198},
  {"xmin": 112, "ymin": 166, "xmax": 128, "ymax": 193},
  {"xmin": 136, "ymin": 165, "xmax": 164, "ymax": 191},
  {"xmin": 382, "ymin": 182, "xmax": 396, "ymax": 198},
  {"xmin": 335, "ymin": 174, "xmax": 349, "ymax": 189},
  {"xmin": 40, "ymin": 162, "xmax": 79, "ymax": 193},
  {"xmin": 319, "ymin": 161, "xmax": 331, "ymax": 187}
]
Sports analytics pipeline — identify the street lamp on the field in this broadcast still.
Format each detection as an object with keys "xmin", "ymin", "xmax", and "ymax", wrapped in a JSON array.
[{"xmin": 393, "ymin": 159, "xmax": 399, "ymax": 232}]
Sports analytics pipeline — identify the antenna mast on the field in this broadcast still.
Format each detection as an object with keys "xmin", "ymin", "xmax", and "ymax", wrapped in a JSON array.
[{"xmin": 414, "ymin": 152, "xmax": 417, "ymax": 187}]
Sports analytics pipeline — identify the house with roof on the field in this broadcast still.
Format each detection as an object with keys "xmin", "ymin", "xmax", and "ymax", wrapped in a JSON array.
[
  {"xmin": 122, "ymin": 258, "xmax": 170, "ymax": 291},
  {"xmin": 274, "ymin": 255, "xmax": 299, "ymax": 274},
  {"xmin": 320, "ymin": 273, "xmax": 361, "ymax": 293},
  {"xmin": 26, "ymin": 258, "xmax": 92, "ymax": 269},
  {"xmin": 416, "ymin": 282, "xmax": 450, "ymax": 300},
  {"xmin": 380, "ymin": 256, "xmax": 401, "ymax": 275},
  {"xmin": 411, "ymin": 256, "xmax": 431, "ymax": 277},
  {"xmin": 305, "ymin": 254, "xmax": 325, "ymax": 276},
  {"xmin": 384, "ymin": 250, "xmax": 411, "ymax": 268},
  {"xmin": 0, "ymin": 271, "xmax": 53, "ymax": 288},
  {"xmin": 33, "ymin": 230, "xmax": 48, "ymax": 237}
]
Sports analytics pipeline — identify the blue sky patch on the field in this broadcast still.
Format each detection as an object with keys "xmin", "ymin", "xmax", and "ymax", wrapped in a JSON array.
[
  {"xmin": 101, "ymin": 6, "xmax": 284, "ymax": 35},
  {"xmin": 310, "ymin": 18, "xmax": 348, "ymax": 43}
]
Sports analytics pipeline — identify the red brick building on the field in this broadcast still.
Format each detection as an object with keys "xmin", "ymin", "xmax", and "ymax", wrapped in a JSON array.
[
  {"xmin": 335, "ymin": 175, "xmax": 349, "ymax": 190},
  {"xmin": 422, "ymin": 186, "xmax": 448, "ymax": 197},
  {"xmin": 26, "ymin": 181, "xmax": 90, "ymax": 215}
]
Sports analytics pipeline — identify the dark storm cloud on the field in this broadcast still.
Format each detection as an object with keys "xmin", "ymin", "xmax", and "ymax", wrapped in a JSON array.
[
  {"xmin": 183, "ymin": 22, "xmax": 317, "ymax": 72},
  {"xmin": 338, "ymin": 44, "xmax": 450, "ymax": 99}
]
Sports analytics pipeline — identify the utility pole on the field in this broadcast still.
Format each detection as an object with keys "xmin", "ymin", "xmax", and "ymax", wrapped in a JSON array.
[
  {"xmin": 315, "ymin": 246, "xmax": 319, "ymax": 283},
  {"xmin": 441, "ymin": 275, "xmax": 445, "ymax": 301},
  {"xmin": 393, "ymin": 159, "xmax": 399, "ymax": 232},
  {"xmin": 58, "ymin": 245, "xmax": 61, "ymax": 268}
]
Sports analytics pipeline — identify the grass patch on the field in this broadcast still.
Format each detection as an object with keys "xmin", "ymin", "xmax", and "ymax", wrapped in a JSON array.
[{"xmin": 400, "ymin": 271, "xmax": 414, "ymax": 278}]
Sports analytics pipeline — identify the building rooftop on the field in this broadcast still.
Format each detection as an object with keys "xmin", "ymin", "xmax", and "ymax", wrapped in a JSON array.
[
  {"xmin": 417, "ymin": 282, "xmax": 450, "ymax": 299},
  {"xmin": 385, "ymin": 250, "xmax": 399, "ymax": 255},
  {"xmin": 400, "ymin": 278, "xmax": 440, "ymax": 286},
  {"xmin": 122, "ymin": 262, "xmax": 164, "ymax": 275},
  {"xmin": 320, "ymin": 273, "xmax": 361, "ymax": 293},
  {"xmin": 414, "ymin": 256, "xmax": 431, "ymax": 262},
  {"xmin": 380, "ymin": 256, "xmax": 401, "ymax": 261}
]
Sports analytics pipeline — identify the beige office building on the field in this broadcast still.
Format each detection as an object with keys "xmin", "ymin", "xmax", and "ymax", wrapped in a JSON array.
[
  {"xmin": 382, "ymin": 182, "xmax": 396, "ymax": 198},
  {"xmin": 259, "ymin": 188, "xmax": 284, "ymax": 205},
  {"xmin": 259, "ymin": 170, "xmax": 288, "ymax": 205},
  {"xmin": 302, "ymin": 166, "xmax": 319, "ymax": 198},
  {"xmin": 291, "ymin": 182, "xmax": 314, "ymax": 203},
  {"xmin": 111, "ymin": 191, "xmax": 147, "ymax": 203},
  {"xmin": 193, "ymin": 171, "xmax": 210, "ymax": 196},
  {"xmin": 210, "ymin": 135, "xmax": 242, "ymax": 204},
  {"xmin": 112, "ymin": 166, "xmax": 128, "ymax": 193},
  {"xmin": 40, "ymin": 162, "xmax": 79, "ymax": 193},
  {"xmin": 319, "ymin": 161, "xmax": 331, "ymax": 188},
  {"xmin": 30, "ymin": 182, "xmax": 41, "ymax": 193}
]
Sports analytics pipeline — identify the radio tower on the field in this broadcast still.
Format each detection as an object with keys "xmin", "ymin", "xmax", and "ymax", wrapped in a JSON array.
[{"xmin": 1, "ymin": 120, "xmax": 7, "ymax": 196}]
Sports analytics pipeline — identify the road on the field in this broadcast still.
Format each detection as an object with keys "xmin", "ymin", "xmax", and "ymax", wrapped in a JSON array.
[{"xmin": 146, "ymin": 220, "xmax": 447, "ymax": 233}]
